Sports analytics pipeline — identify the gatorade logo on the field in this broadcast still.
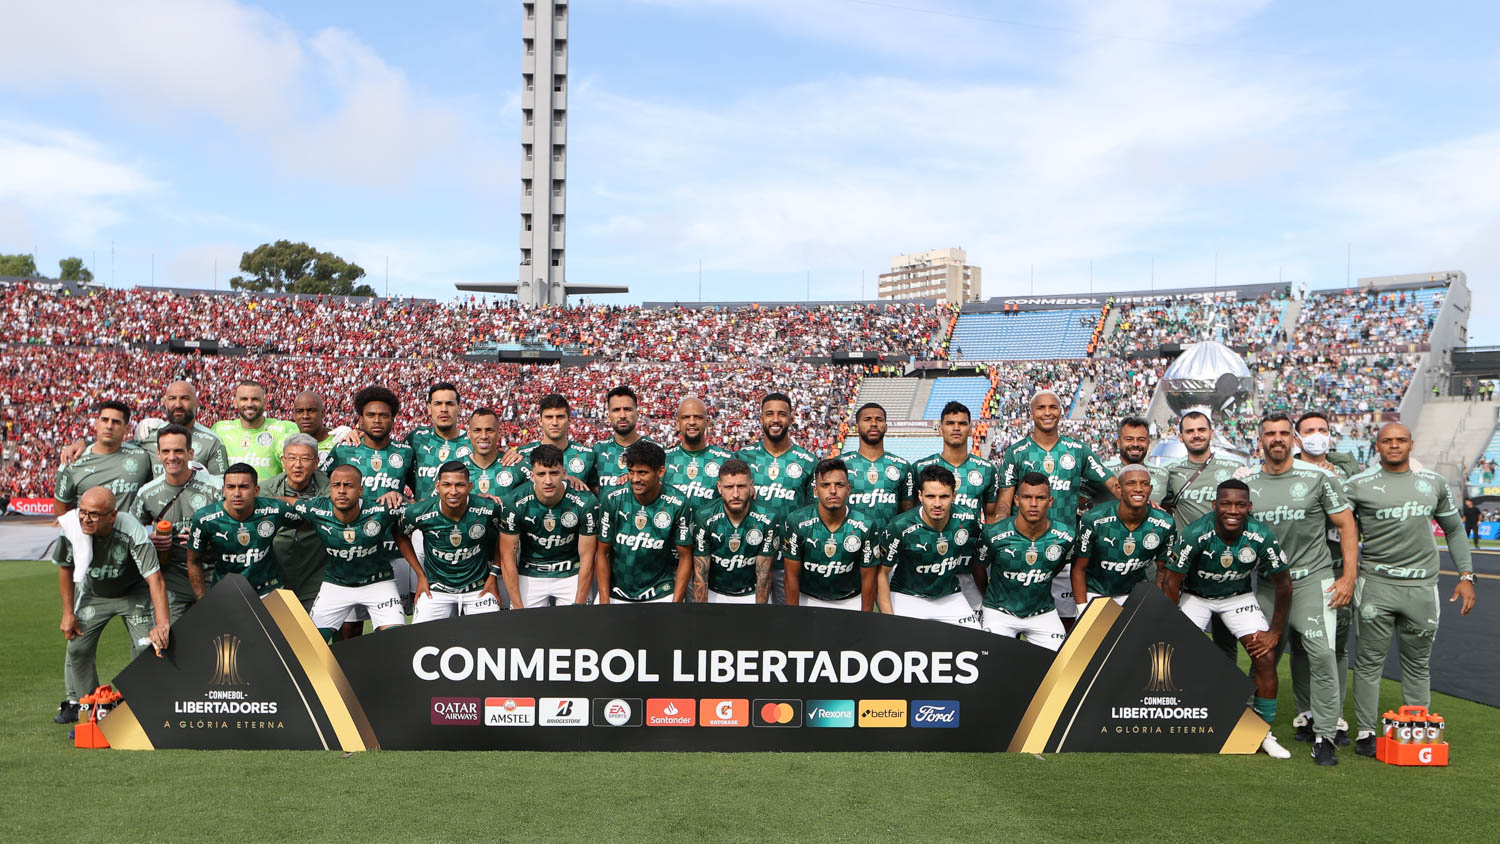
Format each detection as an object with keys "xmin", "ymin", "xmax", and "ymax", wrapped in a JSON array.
[
  {"xmin": 1419, "ymin": 746, "xmax": 1434, "ymax": 763},
  {"xmin": 752, "ymin": 699, "xmax": 803, "ymax": 727},
  {"xmin": 698, "ymin": 698, "xmax": 749, "ymax": 727},
  {"xmin": 645, "ymin": 698, "xmax": 697, "ymax": 727},
  {"xmin": 857, "ymin": 699, "xmax": 908, "ymax": 727}
]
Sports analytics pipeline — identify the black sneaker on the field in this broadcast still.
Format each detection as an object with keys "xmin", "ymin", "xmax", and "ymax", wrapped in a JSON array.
[
  {"xmin": 1354, "ymin": 734, "xmax": 1377, "ymax": 757},
  {"xmin": 53, "ymin": 700, "xmax": 79, "ymax": 724},
  {"xmin": 1312, "ymin": 737, "xmax": 1339, "ymax": 766},
  {"xmin": 1293, "ymin": 715, "xmax": 1315, "ymax": 743},
  {"xmin": 1334, "ymin": 727, "xmax": 1350, "ymax": 747}
]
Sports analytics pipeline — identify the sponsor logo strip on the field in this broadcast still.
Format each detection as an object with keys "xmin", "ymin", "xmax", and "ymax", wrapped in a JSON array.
[
  {"xmin": 698, "ymin": 698, "xmax": 749, "ymax": 727},
  {"xmin": 539, "ymin": 697, "xmax": 589, "ymax": 727},
  {"xmin": 751, "ymin": 699, "xmax": 803, "ymax": 728},
  {"xmin": 646, "ymin": 698, "xmax": 697, "ymax": 727},
  {"xmin": 484, "ymin": 696, "xmax": 536, "ymax": 727},
  {"xmin": 805, "ymin": 699, "xmax": 856, "ymax": 728},
  {"xmin": 857, "ymin": 699, "xmax": 907, "ymax": 728},
  {"xmin": 592, "ymin": 697, "xmax": 643, "ymax": 727},
  {"xmin": 909, "ymin": 700, "xmax": 960, "ymax": 728},
  {"xmin": 431, "ymin": 697, "xmax": 482, "ymax": 725}
]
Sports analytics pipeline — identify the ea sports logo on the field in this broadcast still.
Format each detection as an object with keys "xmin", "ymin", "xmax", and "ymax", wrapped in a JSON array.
[{"xmin": 603, "ymin": 698, "xmax": 632, "ymax": 726}]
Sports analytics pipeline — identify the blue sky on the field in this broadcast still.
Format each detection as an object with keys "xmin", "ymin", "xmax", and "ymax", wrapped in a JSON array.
[{"xmin": 2, "ymin": 0, "xmax": 1497, "ymax": 339}]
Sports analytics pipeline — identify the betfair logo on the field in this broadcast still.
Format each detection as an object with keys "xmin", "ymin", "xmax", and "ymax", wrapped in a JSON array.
[
  {"xmin": 857, "ymin": 699, "xmax": 908, "ymax": 727},
  {"xmin": 210, "ymin": 633, "xmax": 245, "ymax": 686},
  {"xmin": 1144, "ymin": 642, "xmax": 1177, "ymax": 693}
]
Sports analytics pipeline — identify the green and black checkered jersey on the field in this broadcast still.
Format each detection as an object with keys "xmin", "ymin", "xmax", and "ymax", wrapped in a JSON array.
[
  {"xmin": 283, "ymin": 497, "xmax": 399, "ymax": 588},
  {"xmin": 977, "ymin": 517, "xmax": 1076, "ymax": 617},
  {"xmin": 781, "ymin": 504, "xmax": 877, "ymax": 602},
  {"xmin": 187, "ymin": 497, "xmax": 293, "ymax": 594},
  {"xmin": 499, "ymin": 489, "xmax": 598, "ymax": 578},
  {"xmin": 400, "ymin": 495, "xmax": 502, "ymax": 592},
  {"xmin": 462, "ymin": 455, "xmax": 512, "ymax": 501},
  {"xmin": 692, "ymin": 500, "xmax": 778, "ymax": 597},
  {"xmin": 404, "ymin": 425, "xmax": 473, "ymax": 501},
  {"xmin": 665, "ymin": 443, "xmax": 736, "ymax": 504},
  {"xmin": 838, "ymin": 450, "xmax": 914, "ymax": 532},
  {"xmin": 137, "ymin": 421, "xmax": 229, "ymax": 478},
  {"xmin": 1244, "ymin": 460, "xmax": 1349, "ymax": 580},
  {"xmin": 1075, "ymin": 502, "xmax": 1176, "ymax": 596},
  {"xmin": 518, "ymin": 440, "xmax": 597, "ymax": 488},
  {"xmin": 129, "ymin": 474, "xmax": 221, "ymax": 602},
  {"xmin": 1342, "ymin": 466, "xmax": 1473, "ymax": 584},
  {"xmin": 998, "ymin": 435, "xmax": 1112, "ymax": 530},
  {"xmin": 1164, "ymin": 453, "xmax": 1243, "ymax": 526},
  {"xmin": 1166, "ymin": 513, "xmax": 1289, "ymax": 599},
  {"xmin": 881, "ymin": 507, "xmax": 982, "ymax": 599},
  {"xmin": 599, "ymin": 486, "xmax": 693, "ymax": 602},
  {"xmin": 593, "ymin": 437, "xmax": 649, "ymax": 491},
  {"xmin": 55, "ymin": 444, "xmax": 154, "ymax": 514},
  {"xmin": 1099, "ymin": 456, "xmax": 1169, "ymax": 505},
  {"xmin": 734, "ymin": 441, "xmax": 817, "ymax": 524},
  {"xmin": 52, "ymin": 511, "xmax": 161, "ymax": 599},
  {"xmin": 912, "ymin": 452, "xmax": 998, "ymax": 520},
  {"xmin": 328, "ymin": 440, "xmax": 417, "ymax": 502}
]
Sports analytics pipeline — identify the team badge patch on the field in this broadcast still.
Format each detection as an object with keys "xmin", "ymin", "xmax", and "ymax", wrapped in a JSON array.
[
  {"xmin": 746, "ymin": 529, "xmax": 764, "ymax": 547},
  {"xmin": 543, "ymin": 514, "xmax": 557, "ymax": 532},
  {"xmin": 867, "ymin": 467, "xmax": 879, "ymax": 485},
  {"xmin": 123, "ymin": 455, "xmax": 142, "ymax": 473},
  {"xmin": 954, "ymin": 528, "xmax": 969, "ymax": 546},
  {"xmin": 686, "ymin": 463, "xmax": 699, "ymax": 480},
  {"xmin": 1042, "ymin": 457, "xmax": 1056, "ymax": 474},
  {"xmin": 1123, "ymin": 537, "xmax": 1137, "ymax": 556},
  {"xmin": 478, "ymin": 478, "xmax": 491, "ymax": 493},
  {"xmin": 1290, "ymin": 481, "xmax": 1309, "ymax": 499},
  {"xmin": 1025, "ymin": 547, "xmax": 1039, "ymax": 564},
  {"xmin": 439, "ymin": 445, "xmax": 450, "ymax": 461},
  {"xmin": 1144, "ymin": 533, "xmax": 1160, "ymax": 549},
  {"xmin": 705, "ymin": 462, "xmax": 719, "ymax": 478},
  {"xmin": 967, "ymin": 470, "xmax": 983, "ymax": 487},
  {"xmin": 498, "ymin": 470, "xmax": 514, "ymax": 488},
  {"xmin": 469, "ymin": 523, "xmax": 485, "ymax": 540},
  {"xmin": 617, "ymin": 456, "xmax": 627, "ymax": 470},
  {"xmin": 936, "ymin": 538, "xmax": 950, "ymax": 556},
  {"xmin": 569, "ymin": 457, "xmax": 585, "ymax": 474},
  {"xmin": 256, "ymin": 432, "xmax": 273, "ymax": 447},
  {"xmin": 1045, "ymin": 544, "xmax": 1062, "ymax": 561},
  {"xmin": 390, "ymin": 453, "xmax": 404, "ymax": 469},
  {"xmin": 450, "ymin": 530, "xmax": 463, "ymax": 547},
  {"xmin": 728, "ymin": 534, "xmax": 742, "ymax": 554},
  {"xmin": 653, "ymin": 511, "xmax": 672, "ymax": 530},
  {"xmin": 458, "ymin": 446, "xmax": 471, "ymax": 458},
  {"xmin": 561, "ymin": 511, "xmax": 578, "ymax": 528},
  {"xmin": 1416, "ymin": 478, "xmax": 1433, "ymax": 495},
  {"xmin": 343, "ymin": 528, "xmax": 356, "ymax": 544},
  {"xmin": 824, "ymin": 539, "xmax": 838, "ymax": 558},
  {"xmin": 236, "ymin": 529, "xmax": 251, "ymax": 547},
  {"xmin": 190, "ymin": 494, "xmax": 207, "ymax": 510},
  {"xmin": 1238, "ymin": 546, "xmax": 1257, "ymax": 564},
  {"xmin": 768, "ymin": 465, "xmax": 779, "ymax": 481},
  {"xmin": 363, "ymin": 520, "xmax": 383, "ymax": 537},
  {"xmin": 634, "ymin": 511, "xmax": 648, "ymax": 531},
  {"xmin": 786, "ymin": 462, "xmax": 803, "ymax": 479},
  {"xmin": 1215, "ymin": 469, "xmax": 1230, "ymax": 482},
  {"xmin": 256, "ymin": 521, "xmax": 275, "ymax": 538},
  {"xmin": 1220, "ymin": 551, "xmax": 1234, "ymax": 568},
  {"xmin": 844, "ymin": 534, "xmax": 862, "ymax": 553},
  {"xmin": 1059, "ymin": 453, "xmax": 1076, "ymax": 471},
  {"xmin": 886, "ymin": 464, "xmax": 902, "ymax": 481},
  {"xmin": 371, "ymin": 455, "xmax": 384, "ymax": 472}
]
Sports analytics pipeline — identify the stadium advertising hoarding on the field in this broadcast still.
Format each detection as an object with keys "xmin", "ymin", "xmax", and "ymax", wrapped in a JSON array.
[
  {"xmin": 7, "ymin": 497, "xmax": 53, "ymax": 516},
  {"xmin": 102, "ymin": 580, "xmax": 1266, "ymax": 754},
  {"xmin": 968, "ymin": 281, "xmax": 1290, "ymax": 313}
]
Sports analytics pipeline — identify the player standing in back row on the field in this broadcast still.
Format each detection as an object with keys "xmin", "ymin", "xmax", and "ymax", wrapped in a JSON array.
[
  {"xmin": 593, "ymin": 386, "xmax": 647, "ymax": 492},
  {"xmin": 735, "ymin": 392, "xmax": 817, "ymax": 605},
  {"xmin": 913, "ymin": 400, "xmax": 999, "ymax": 624},
  {"xmin": 837, "ymin": 402, "xmax": 915, "ymax": 545}
]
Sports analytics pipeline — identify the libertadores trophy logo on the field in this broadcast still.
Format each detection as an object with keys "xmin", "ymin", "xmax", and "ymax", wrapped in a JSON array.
[
  {"xmin": 1144, "ymin": 642, "xmax": 1176, "ymax": 693},
  {"xmin": 211, "ymin": 633, "xmax": 245, "ymax": 686}
]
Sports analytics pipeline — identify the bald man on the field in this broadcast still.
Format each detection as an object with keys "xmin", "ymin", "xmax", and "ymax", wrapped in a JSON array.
[
  {"xmin": 1343, "ymin": 422, "xmax": 1477, "ymax": 757},
  {"xmin": 290, "ymin": 390, "xmax": 351, "ymax": 467},
  {"xmin": 59, "ymin": 381, "xmax": 228, "ymax": 480},
  {"xmin": 665, "ymin": 396, "xmax": 735, "ymax": 507},
  {"xmin": 51, "ymin": 487, "xmax": 170, "ymax": 724}
]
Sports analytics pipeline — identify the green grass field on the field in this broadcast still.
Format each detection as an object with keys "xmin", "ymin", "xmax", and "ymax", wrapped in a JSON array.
[{"xmin": 3, "ymin": 558, "xmax": 1496, "ymax": 843}]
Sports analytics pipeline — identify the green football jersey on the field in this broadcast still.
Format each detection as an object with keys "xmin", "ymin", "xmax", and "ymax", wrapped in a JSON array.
[
  {"xmin": 1164, "ymin": 453, "xmax": 1243, "ymax": 527},
  {"xmin": 882, "ymin": 507, "xmax": 983, "ymax": 599},
  {"xmin": 977, "ymin": 517, "xmax": 1076, "ymax": 617},
  {"xmin": 187, "ymin": 497, "xmax": 292, "ymax": 594},
  {"xmin": 598, "ymin": 486, "xmax": 693, "ymax": 602},
  {"xmin": 129, "ymin": 474, "xmax": 222, "ymax": 602},
  {"xmin": 55, "ymin": 444, "xmax": 154, "ymax": 514},
  {"xmin": 138, "ymin": 421, "xmax": 229, "ymax": 478},
  {"xmin": 518, "ymin": 440, "xmax": 597, "ymax": 487},
  {"xmin": 1100, "ymin": 456, "xmax": 1169, "ymax": 505},
  {"xmin": 838, "ymin": 450, "xmax": 914, "ymax": 532},
  {"xmin": 499, "ymin": 489, "xmax": 599, "ymax": 578},
  {"xmin": 692, "ymin": 501, "xmax": 779, "ymax": 597},
  {"xmin": 286, "ymin": 497, "xmax": 399, "ymax": 588},
  {"xmin": 328, "ymin": 440, "xmax": 417, "ymax": 502},
  {"xmin": 51, "ymin": 512, "xmax": 161, "ymax": 599},
  {"xmin": 593, "ymin": 436, "xmax": 648, "ymax": 491},
  {"xmin": 462, "ymin": 454, "xmax": 512, "ymax": 500},
  {"xmin": 1075, "ymin": 502, "xmax": 1177, "ymax": 596},
  {"xmin": 781, "ymin": 505, "xmax": 877, "ymax": 602},
  {"xmin": 212, "ymin": 417, "xmax": 298, "ymax": 480},
  {"xmin": 404, "ymin": 425, "xmax": 473, "ymax": 501},
  {"xmin": 998, "ymin": 435, "xmax": 1112, "ymax": 530},
  {"xmin": 665, "ymin": 443, "xmax": 737, "ymax": 504},
  {"xmin": 400, "ymin": 495, "xmax": 502, "ymax": 591},
  {"xmin": 1244, "ymin": 460, "xmax": 1349, "ymax": 581},
  {"xmin": 912, "ymin": 452, "xmax": 999, "ymax": 520},
  {"xmin": 735, "ymin": 441, "xmax": 818, "ymax": 566},
  {"xmin": 1343, "ymin": 466, "xmax": 1472, "ymax": 584},
  {"xmin": 1166, "ymin": 513, "xmax": 1289, "ymax": 599}
]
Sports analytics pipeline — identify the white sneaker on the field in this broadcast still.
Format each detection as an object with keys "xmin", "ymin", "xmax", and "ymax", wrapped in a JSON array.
[
  {"xmin": 1261, "ymin": 733, "xmax": 1292, "ymax": 759},
  {"xmin": 1336, "ymin": 717, "xmax": 1349, "ymax": 732},
  {"xmin": 1291, "ymin": 712, "xmax": 1311, "ymax": 728}
]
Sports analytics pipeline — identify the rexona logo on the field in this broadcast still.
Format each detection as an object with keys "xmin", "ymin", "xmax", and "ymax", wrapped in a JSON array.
[
  {"xmin": 857, "ymin": 699, "xmax": 908, "ymax": 727},
  {"xmin": 646, "ymin": 698, "xmax": 697, "ymax": 727},
  {"xmin": 539, "ymin": 697, "xmax": 590, "ymax": 727},
  {"xmin": 910, "ymin": 700, "xmax": 960, "ymax": 728},
  {"xmin": 431, "ymin": 697, "xmax": 482, "ymax": 725},
  {"xmin": 698, "ymin": 698, "xmax": 750, "ymax": 727},
  {"xmin": 484, "ymin": 697, "xmax": 536, "ymax": 727},
  {"xmin": 752, "ymin": 699, "xmax": 803, "ymax": 727},
  {"xmin": 805, "ymin": 699, "xmax": 856, "ymax": 728},
  {"xmin": 592, "ymin": 697, "xmax": 643, "ymax": 727}
]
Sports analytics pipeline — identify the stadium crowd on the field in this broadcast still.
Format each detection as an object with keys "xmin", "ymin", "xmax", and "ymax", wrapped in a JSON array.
[
  {"xmin": 1098, "ymin": 291, "xmax": 1290, "ymax": 357},
  {"xmin": 1292, "ymin": 287, "xmax": 1442, "ymax": 349}
]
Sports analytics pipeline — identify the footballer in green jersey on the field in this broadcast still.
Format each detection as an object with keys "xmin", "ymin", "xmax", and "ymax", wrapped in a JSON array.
[
  {"xmin": 593, "ymin": 386, "xmax": 646, "ymax": 491},
  {"xmin": 499, "ymin": 393, "xmax": 598, "ymax": 490},
  {"xmin": 60, "ymin": 382, "xmax": 228, "ymax": 479},
  {"xmin": 1343, "ymin": 423, "xmax": 1476, "ymax": 755},
  {"xmin": 976, "ymin": 472, "xmax": 1076, "ymax": 650},
  {"xmin": 1162, "ymin": 411, "xmax": 1244, "ymax": 527},
  {"xmin": 878, "ymin": 464, "xmax": 985, "ymax": 627},
  {"xmin": 499, "ymin": 446, "xmax": 600, "ymax": 607},
  {"xmin": 130, "ymin": 424, "xmax": 222, "ymax": 618},
  {"xmin": 212, "ymin": 380, "xmax": 297, "ymax": 480},
  {"xmin": 841, "ymin": 402, "xmax": 916, "ymax": 536},
  {"xmin": 56, "ymin": 403, "xmax": 154, "ymax": 516},
  {"xmin": 186, "ymin": 464, "xmax": 293, "ymax": 596},
  {"xmin": 782, "ymin": 458, "xmax": 879, "ymax": 610},
  {"xmin": 1164, "ymin": 479, "xmax": 1293, "ymax": 758},
  {"xmin": 664, "ymin": 396, "xmax": 733, "ymax": 504},
  {"xmin": 1089, "ymin": 418, "xmax": 1166, "ymax": 505},
  {"xmin": 691, "ymin": 458, "xmax": 779, "ymax": 603},
  {"xmin": 735, "ymin": 392, "xmax": 818, "ymax": 602},
  {"xmin": 996, "ymin": 393, "xmax": 1114, "ymax": 530},
  {"xmin": 405, "ymin": 383, "xmax": 473, "ymax": 500},
  {"xmin": 597, "ymin": 441, "xmax": 694, "ymax": 603},
  {"xmin": 399, "ymin": 461, "xmax": 506, "ymax": 620},
  {"xmin": 462, "ymin": 407, "xmax": 511, "ymax": 504},
  {"xmin": 1073, "ymin": 464, "xmax": 1176, "ymax": 607}
]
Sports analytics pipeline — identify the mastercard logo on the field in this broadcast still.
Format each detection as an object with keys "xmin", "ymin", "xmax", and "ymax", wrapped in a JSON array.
[{"xmin": 752, "ymin": 698, "xmax": 802, "ymax": 728}]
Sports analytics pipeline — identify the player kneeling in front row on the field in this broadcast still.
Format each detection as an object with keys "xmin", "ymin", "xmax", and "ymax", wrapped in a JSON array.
[
  {"xmin": 1072, "ymin": 464, "xmax": 1176, "ymax": 614},
  {"xmin": 877, "ymin": 465, "xmax": 984, "ymax": 627},
  {"xmin": 397, "ymin": 461, "xmax": 504, "ymax": 620},
  {"xmin": 1163, "ymin": 479, "xmax": 1293, "ymax": 759},
  {"xmin": 498, "ymin": 446, "xmax": 597, "ymax": 607},
  {"xmin": 976, "ymin": 472, "xmax": 1075, "ymax": 650},
  {"xmin": 783, "ymin": 458, "xmax": 879, "ymax": 611},
  {"xmin": 290, "ymin": 465, "xmax": 407, "ymax": 641},
  {"xmin": 691, "ymin": 458, "xmax": 777, "ymax": 604}
]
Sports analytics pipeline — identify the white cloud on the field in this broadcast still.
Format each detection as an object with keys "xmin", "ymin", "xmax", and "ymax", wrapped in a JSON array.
[{"xmin": 0, "ymin": 122, "xmax": 158, "ymax": 246}]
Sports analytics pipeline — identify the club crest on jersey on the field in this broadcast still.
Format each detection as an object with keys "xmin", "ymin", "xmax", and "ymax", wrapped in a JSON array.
[
  {"xmin": 439, "ymin": 445, "xmax": 451, "ymax": 461},
  {"xmin": 634, "ymin": 511, "xmax": 648, "ymax": 531},
  {"xmin": 768, "ymin": 465, "xmax": 779, "ymax": 481},
  {"xmin": 967, "ymin": 470, "xmax": 984, "ymax": 487},
  {"xmin": 543, "ymin": 514, "xmax": 557, "ymax": 532},
  {"xmin": 786, "ymin": 462, "xmax": 803, "ymax": 479},
  {"xmin": 1416, "ymin": 478, "xmax": 1434, "ymax": 495},
  {"xmin": 686, "ymin": 462, "xmax": 699, "ymax": 480},
  {"xmin": 728, "ymin": 534, "xmax": 742, "ymax": 553},
  {"xmin": 1215, "ymin": 469, "xmax": 1230, "ymax": 482},
  {"xmin": 457, "ymin": 446, "xmax": 471, "ymax": 458},
  {"xmin": 1025, "ymin": 547, "xmax": 1039, "ymax": 564},
  {"xmin": 1291, "ymin": 481, "xmax": 1309, "ymax": 499},
  {"xmin": 449, "ymin": 530, "xmax": 463, "ymax": 547},
  {"xmin": 390, "ymin": 453, "xmax": 404, "ymax": 469},
  {"xmin": 1220, "ymin": 551, "xmax": 1234, "ymax": 568},
  {"xmin": 569, "ymin": 457, "xmax": 584, "ymax": 474},
  {"xmin": 705, "ymin": 462, "xmax": 719, "ymax": 478},
  {"xmin": 867, "ymin": 467, "xmax": 880, "ymax": 485},
  {"xmin": 1042, "ymin": 457, "xmax": 1055, "ymax": 474},
  {"xmin": 1045, "ymin": 544, "xmax": 1063, "ymax": 561},
  {"xmin": 561, "ymin": 511, "xmax": 577, "ymax": 528},
  {"xmin": 190, "ymin": 494, "xmax": 207, "ymax": 510},
  {"xmin": 342, "ymin": 528, "xmax": 356, "ymax": 544},
  {"xmin": 237, "ymin": 529, "xmax": 251, "ymax": 547},
  {"xmin": 954, "ymin": 528, "xmax": 970, "ymax": 546},
  {"xmin": 653, "ymin": 511, "xmax": 672, "ymax": 530},
  {"xmin": 256, "ymin": 432, "xmax": 273, "ymax": 447},
  {"xmin": 746, "ymin": 529, "xmax": 764, "ymax": 547},
  {"xmin": 824, "ymin": 539, "xmax": 838, "ymax": 558},
  {"xmin": 886, "ymin": 465, "xmax": 902, "ymax": 481},
  {"xmin": 256, "ymin": 521, "xmax": 274, "ymax": 538},
  {"xmin": 844, "ymin": 534, "xmax": 862, "ymax": 553},
  {"xmin": 363, "ymin": 520, "xmax": 383, "ymax": 537},
  {"xmin": 1238, "ymin": 546, "xmax": 1257, "ymax": 564},
  {"xmin": 936, "ymin": 538, "xmax": 950, "ymax": 555},
  {"xmin": 1144, "ymin": 533, "xmax": 1160, "ymax": 550},
  {"xmin": 371, "ymin": 455, "xmax": 384, "ymax": 472},
  {"xmin": 123, "ymin": 455, "xmax": 142, "ymax": 473},
  {"xmin": 1059, "ymin": 453, "xmax": 1076, "ymax": 470},
  {"xmin": 469, "ymin": 523, "xmax": 485, "ymax": 540},
  {"xmin": 499, "ymin": 470, "xmax": 515, "ymax": 488}
]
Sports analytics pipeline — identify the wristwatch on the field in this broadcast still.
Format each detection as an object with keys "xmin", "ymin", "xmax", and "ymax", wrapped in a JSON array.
[{"xmin": 1459, "ymin": 573, "xmax": 1476, "ymax": 582}]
